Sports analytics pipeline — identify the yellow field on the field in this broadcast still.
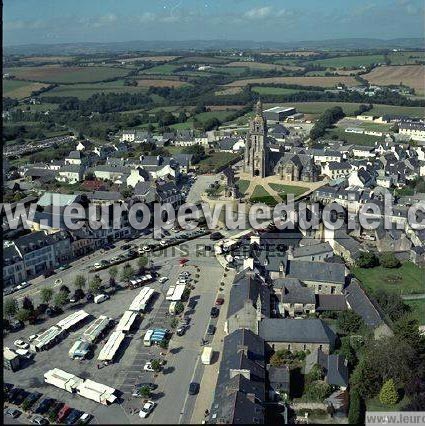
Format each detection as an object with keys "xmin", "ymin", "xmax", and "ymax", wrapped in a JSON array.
[
  {"xmin": 19, "ymin": 56, "xmax": 75, "ymax": 63},
  {"xmin": 214, "ymin": 86, "xmax": 243, "ymax": 96},
  {"xmin": 224, "ymin": 76, "xmax": 360, "ymax": 88},
  {"xmin": 363, "ymin": 65, "xmax": 425, "ymax": 94},
  {"xmin": 3, "ymin": 80, "xmax": 49, "ymax": 99},
  {"xmin": 135, "ymin": 79, "xmax": 189, "ymax": 88}
]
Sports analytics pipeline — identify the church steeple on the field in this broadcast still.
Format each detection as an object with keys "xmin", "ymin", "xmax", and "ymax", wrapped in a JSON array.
[{"xmin": 255, "ymin": 98, "xmax": 263, "ymax": 116}]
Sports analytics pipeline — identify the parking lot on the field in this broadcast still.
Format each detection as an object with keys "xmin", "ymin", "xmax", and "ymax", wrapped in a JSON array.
[{"xmin": 4, "ymin": 235, "xmax": 227, "ymax": 424}]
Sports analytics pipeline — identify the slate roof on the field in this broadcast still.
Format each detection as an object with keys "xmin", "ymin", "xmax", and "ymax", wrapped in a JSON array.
[
  {"xmin": 279, "ymin": 279, "xmax": 316, "ymax": 304},
  {"xmin": 258, "ymin": 319, "xmax": 336, "ymax": 345},
  {"xmin": 292, "ymin": 242, "xmax": 333, "ymax": 258},
  {"xmin": 67, "ymin": 150, "xmax": 82, "ymax": 159},
  {"xmin": 59, "ymin": 164, "xmax": 82, "ymax": 173},
  {"xmin": 88, "ymin": 191, "xmax": 122, "ymax": 202},
  {"xmin": 315, "ymin": 295, "xmax": 347, "ymax": 311},
  {"xmin": 227, "ymin": 272, "xmax": 270, "ymax": 319},
  {"xmin": 327, "ymin": 161, "xmax": 352, "ymax": 170},
  {"xmin": 305, "ymin": 349, "xmax": 348, "ymax": 387},
  {"xmin": 217, "ymin": 137, "xmax": 240, "ymax": 150},
  {"xmin": 344, "ymin": 280, "xmax": 384, "ymax": 328},
  {"xmin": 287, "ymin": 260, "xmax": 345, "ymax": 284},
  {"xmin": 268, "ymin": 365, "xmax": 290, "ymax": 392}
]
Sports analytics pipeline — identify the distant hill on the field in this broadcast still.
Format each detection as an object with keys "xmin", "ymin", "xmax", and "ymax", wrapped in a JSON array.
[{"xmin": 4, "ymin": 38, "xmax": 424, "ymax": 56}]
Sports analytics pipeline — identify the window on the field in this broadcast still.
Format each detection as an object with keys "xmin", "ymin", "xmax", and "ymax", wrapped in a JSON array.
[{"xmin": 318, "ymin": 285, "xmax": 322, "ymax": 292}]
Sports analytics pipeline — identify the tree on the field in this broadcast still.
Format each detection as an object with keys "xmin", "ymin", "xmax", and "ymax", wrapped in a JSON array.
[
  {"xmin": 138, "ymin": 385, "xmax": 151, "ymax": 398},
  {"xmin": 348, "ymin": 390, "xmax": 365, "ymax": 424},
  {"xmin": 356, "ymin": 252, "xmax": 379, "ymax": 268},
  {"xmin": 108, "ymin": 266, "xmax": 118, "ymax": 284},
  {"xmin": 16, "ymin": 308, "xmax": 32, "ymax": 323},
  {"xmin": 394, "ymin": 316, "xmax": 423, "ymax": 347},
  {"xmin": 74, "ymin": 274, "xmax": 86, "ymax": 290},
  {"xmin": 380, "ymin": 252, "xmax": 401, "ymax": 268},
  {"xmin": 53, "ymin": 291, "xmax": 69, "ymax": 307},
  {"xmin": 379, "ymin": 379, "xmax": 399, "ymax": 406},
  {"xmin": 89, "ymin": 276, "xmax": 102, "ymax": 294},
  {"xmin": 59, "ymin": 285, "xmax": 70, "ymax": 294},
  {"xmin": 121, "ymin": 263, "xmax": 135, "ymax": 282},
  {"xmin": 40, "ymin": 287, "xmax": 54, "ymax": 304},
  {"xmin": 22, "ymin": 296, "xmax": 34, "ymax": 312},
  {"xmin": 304, "ymin": 380, "xmax": 332, "ymax": 402},
  {"xmin": 373, "ymin": 290, "xmax": 409, "ymax": 322},
  {"xmin": 339, "ymin": 336, "xmax": 357, "ymax": 365},
  {"xmin": 150, "ymin": 359, "xmax": 162, "ymax": 372},
  {"xmin": 4, "ymin": 298, "xmax": 18, "ymax": 319},
  {"xmin": 337, "ymin": 310, "xmax": 364, "ymax": 334},
  {"xmin": 137, "ymin": 256, "xmax": 148, "ymax": 273},
  {"xmin": 175, "ymin": 301, "xmax": 184, "ymax": 315}
]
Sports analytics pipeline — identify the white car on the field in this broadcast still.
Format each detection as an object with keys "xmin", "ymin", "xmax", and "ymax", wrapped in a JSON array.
[
  {"xmin": 28, "ymin": 334, "xmax": 39, "ymax": 342},
  {"xmin": 15, "ymin": 281, "xmax": 31, "ymax": 290},
  {"xmin": 143, "ymin": 362, "xmax": 155, "ymax": 372},
  {"xmin": 159, "ymin": 277, "xmax": 168, "ymax": 283},
  {"xmin": 142, "ymin": 246, "xmax": 151, "ymax": 252},
  {"xmin": 110, "ymin": 256, "xmax": 120, "ymax": 262},
  {"xmin": 139, "ymin": 401, "xmax": 156, "ymax": 418},
  {"xmin": 14, "ymin": 339, "xmax": 29, "ymax": 349},
  {"xmin": 160, "ymin": 240, "xmax": 167, "ymax": 246},
  {"xmin": 179, "ymin": 272, "xmax": 190, "ymax": 278}
]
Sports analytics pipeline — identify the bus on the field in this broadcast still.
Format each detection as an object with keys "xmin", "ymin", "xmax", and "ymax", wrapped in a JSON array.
[{"xmin": 143, "ymin": 330, "xmax": 154, "ymax": 347}]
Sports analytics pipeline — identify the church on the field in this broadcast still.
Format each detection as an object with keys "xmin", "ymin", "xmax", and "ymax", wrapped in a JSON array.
[{"xmin": 243, "ymin": 100, "xmax": 319, "ymax": 182}]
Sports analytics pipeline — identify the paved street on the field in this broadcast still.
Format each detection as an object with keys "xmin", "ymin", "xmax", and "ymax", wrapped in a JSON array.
[{"xmin": 4, "ymin": 233, "xmax": 232, "ymax": 424}]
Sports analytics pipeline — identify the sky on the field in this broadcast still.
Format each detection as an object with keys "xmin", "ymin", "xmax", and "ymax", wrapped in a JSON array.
[{"xmin": 3, "ymin": 0, "xmax": 425, "ymax": 46}]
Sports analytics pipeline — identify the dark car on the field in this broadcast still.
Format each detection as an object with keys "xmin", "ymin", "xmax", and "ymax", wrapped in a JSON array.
[
  {"xmin": 43, "ymin": 270, "xmax": 55, "ymax": 278},
  {"xmin": 176, "ymin": 325, "xmax": 187, "ymax": 336},
  {"xmin": 188, "ymin": 299, "xmax": 197, "ymax": 309},
  {"xmin": 210, "ymin": 307, "xmax": 219, "ymax": 318},
  {"xmin": 207, "ymin": 324, "xmax": 216, "ymax": 335},
  {"xmin": 4, "ymin": 287, "xmax": 16, "ymax": 295},
  {"xmin": 35, "ymin": 398, "xmax": 55, "ymax": 415},
  {"xmin": 4, "ymin": 382, "xmax": 14, "ymax": 393},
  {"xmin": 14, "ymin": 389, "xmax": 29, "ymax": 406},
  {"xmin": 86, "ymin": 293, "xmax": 94, "ymax": 302},
  {"xmin": 65, "ymin": 409, "xmax": 83, "ymax": 425},
  {"xmin": 121, "ymin": 244, "xmax": 131, "ymax": 250},
  {"xmin": 188, "ymin": 382, "xmax": 200, "ymax": 395},
  {"xmin": 24, "ymin": 392, "xmax": 42, "ymax": 410},
  {"xmin": 209, "ymin": 232, "xmax": 223, "ymax": 241},
  {"xmin": 6, "ymin": 387, "xmax": 21, "ymax": 403},
  {"xmin": 48, "ymin": 401, "xmax": 64, "ymax": 420},
  {"xmin": 9, "ymin": 319, "xmax": 24, "ymax": 332}
]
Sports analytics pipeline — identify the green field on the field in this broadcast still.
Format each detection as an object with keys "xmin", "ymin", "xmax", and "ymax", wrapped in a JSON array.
[
  {"xmin": 194, "ymin": 110, "xmax": 237, "ymax": 124},
  {"xmin": 3, "ymin": 79, "xmax": 49, "ymax": 99},
  {"xmin": 352, "ymin": 262, "xmax": 425, "ymax": 295},
  {"xmin": 364, "ymin": 104, "xmax": 425, "ymax": 118},
  {"xmin": 41, "ymin": 80, "xmax": 149, "ymax": 99},
  {"xmin": 404, "ymin": 299, "xmax": 425, "ymax": 325},
  {"xmin": 252, "ymin": 86, "xmax": 306, "ymax": 95},
  {"xmin": 324, "ymin": 127, "xmax": 383, "ymax": 146},
  {"xmin": 174, "ymin": 56, "xmax": 229, "ymax": 64},
  {"xmin": 310, "ymin": 55, "xmax": 385, "ymax": 68},
  {"xmin": 388, "ymin": 51, "xmax": 425, "ymax": 65},
  {"xmin": 250, "ymin": 185, "xmax": 278, "ymax": 205},
  {"xmin": 139, "ymin": 64, "xmax": 179, "ymax": 75},
  {"xmin": 4, "ymin": 65, "xmax": 130, "ymax": 83},
  {"xmin": 366, "ymin": 395, "xmax": 409, "ymax": 412}
]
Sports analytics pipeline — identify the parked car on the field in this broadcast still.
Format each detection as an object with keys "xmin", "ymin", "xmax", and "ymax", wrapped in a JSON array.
[
  {"xmin": 158, "ymin": 276, "xmax": 168, "ymax": 283},
  {"xmin": 31, "ymin": 415, "xmax": 49, "ymax": 425},
  {"xmin": 210, "ymin": 232, "xmax": 223, "ymax": 241},
  {"xmin": 143, "ymin": 362, "xmax": 155, "ymax": 372},
  {"xmin": 43, "ymin": 270, "xmax": 55, "ymax": 278},
  {"xmin": 15, "ymin": 281, "xmax": 31, "ymax": 290},
  {"xmin": 86, "ymin": 293, "xmax": 94, "ymax": 302},
  {"xmin": 94, "ymin": 294, "xmax": 109, "ymax": 304},
  {"xmin": 210, "ymin": 307, "xmax": 219, "ymax": 318},
  {"xmin": 23, "ymin": 391, "xmax": 42, "ymax": 409},
  {"xmin": 4, "ymin": 408, "xmax": 21, "ymax": 418},
  {"xmin": 6, "ymin": 387, "xmax": 22, "ymax": 404},
  {"xmin": 188, "ymin": 299, "xmax": 197, "ymax": 309},
  {"xmin": 48, "ymin": 401, "xmax": 64, "ymax": 420},
  {"xmin": 78, "ymin": 413, "xmax": 92, "ymax": 424},
  {"xmin": 4, "ymin": 287, "xmax": 16, "ymax": 295},
  {"xmin": 207, "ymin": 324, "xmax": 216, "ymax": 335},
  {"xmin": 176, "ymin": 325, "xmax": 187, "ymax": 336},
  {"xmin": 14, "ymin": 339, "xmax": 29, "ymax": 349},
  {"xmin": 121, "ymin": 244, "xmax": 131, "ymax": 250},
  {"xmin": 28, "ymin": 334, "xmax": 39, "ymax": 342},
  {"xmin": 57, "ymin": 404, "xmax": 71, "ymax": 423},
  {"xmin": 215, "ymin": 297, "xmax": 224, "ymax": 306},
  {"xmin": 34, "ymin": 398, "xmax": 55, "ymax": 415},
  {"xmin": 188, "ymin": 382, "xmax": 200, "ymax": 395},
  {"xmin": 14, "ymin": 389, "xmax": 29, "ymax": 405},
  {"xmin": 139, "ymin": 401, "xmax": 156, "ymax": 418},
  {"xmin": 57, "ymin": 264, "xmax": 70, "ymax": 271},
  {"xmin": 65, "ymin": 409, "xmax": 83, "ymax": 425},
  {"xmin": 9, "ymin": 320, "xmax": 24, "ymax": 332}
]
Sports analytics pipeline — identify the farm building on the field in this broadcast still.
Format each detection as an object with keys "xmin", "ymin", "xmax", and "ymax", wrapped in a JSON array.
[{"xmin": 263, "ymin": 106, "xmax": 297, "ymax": 122}]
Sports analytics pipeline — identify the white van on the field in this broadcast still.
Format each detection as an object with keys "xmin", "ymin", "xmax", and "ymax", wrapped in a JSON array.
[{"xmin": 94, "ymin": 294, "xmax": 109, "ymax": 304}]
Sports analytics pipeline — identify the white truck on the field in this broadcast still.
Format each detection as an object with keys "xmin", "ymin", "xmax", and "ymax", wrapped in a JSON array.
[{"xmin": 201, "ymin": 346, "xmax": 213, "ymax": 365}]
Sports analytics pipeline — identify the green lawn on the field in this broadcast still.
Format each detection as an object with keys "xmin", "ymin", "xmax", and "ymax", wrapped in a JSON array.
[
  {"xmin": 324, "ymin": 127, "xmax": 383, "ymax": 146},
  {"xmin": 388, "ymin": 51, "xmax": 425, "ymax": 65},
  {"xmin": 194, "ymin": 110, "xmax": 238, "ymax": 124},
  {"xmin": 404, "ymin": 299, "xmax": 425, "ymax": 325},
  {"xmin": 268, "ymin": 183, "xmax": 309, "ymax": 199},
  {"xmin": 366, "ymin": 395, "xmax": 409, "ymax": 412},
  {"xmin": 264, "ymin": 102, "xmax": 364, "ymax": 116},
  {"xmin": 3, "ymin": 79, "xmax": 49, "ymax": 99},
  {"xmin": 250, "ymin": 185, "xmax": 279, "ymax": 206},
  {"xmin": 352, "ymin": 262, "xmax": 425, "ymax": 295},
  {"xmin": 252, "ymin": 86, "xmax": 307, "ymax": 95},
  {"xmin": 237, "ymin": 179, "xmax": 250, "ymax": 194},
  {"xmin": 310, "ymin": 55, "xmax": 385, "ymax": 68},
  {"xmin": 197, "ymin": 152, "xmax": 241, "ymax": 173}
]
